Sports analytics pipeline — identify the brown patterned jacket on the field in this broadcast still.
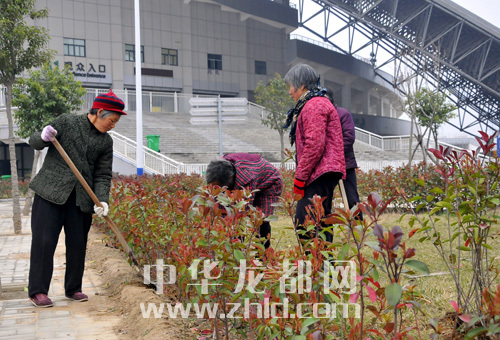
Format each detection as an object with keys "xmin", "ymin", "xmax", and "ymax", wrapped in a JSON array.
[{"xmin": 29, "ymin": 113, "xmax": 113, "ymax": 214}]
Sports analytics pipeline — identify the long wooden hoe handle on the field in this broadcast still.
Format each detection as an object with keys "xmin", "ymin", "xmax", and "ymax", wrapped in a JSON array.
[
  {"xmin": 52, "ymin": 138, "xmax": 142, "ymax": 273},
  {"xmin": 339, "ymin": 179, "xmax": 350, "ymax": 212}
]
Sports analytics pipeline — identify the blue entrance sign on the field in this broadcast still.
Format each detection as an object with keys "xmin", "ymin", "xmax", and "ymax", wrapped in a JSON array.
[{"xmin": 497, "ymin": 133, "xmax": 500, "ymax": 156}]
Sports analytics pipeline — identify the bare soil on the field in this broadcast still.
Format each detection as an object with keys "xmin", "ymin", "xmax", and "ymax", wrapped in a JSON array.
[
  {"xmin": 85, "ymin": 228, "xmax": 490, "ymax": 340},
  {"xmin": 85, "ymin": 228, "xmax": 196, "ymax": 340}
]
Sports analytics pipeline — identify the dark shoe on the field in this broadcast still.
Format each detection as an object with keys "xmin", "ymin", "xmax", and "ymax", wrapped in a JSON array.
[
  {"xmin": 66, "ymin": 292, "xmax": 88, "ymax": 302},
  {"xmin": 30, "ymin": 293, "xmax": 54, "ymax": 308}
]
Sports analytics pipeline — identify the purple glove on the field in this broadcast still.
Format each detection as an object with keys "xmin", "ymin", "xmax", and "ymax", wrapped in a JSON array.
[{"xmin": 41, "ymin": 125, "xmax": 57, "ymax": 142}]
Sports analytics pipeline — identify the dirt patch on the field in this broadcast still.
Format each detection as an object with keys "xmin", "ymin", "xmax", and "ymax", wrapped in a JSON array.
[
  {"xmin": 85, "ymin": 228, "xmax": 195, "ymax": 340},
  {"xmin": 10, "ymin": 252, "xmax": 30, "ymax": 260},
  {"xmin": 0, "ymin": 290, "xmax": 26, "ymax": 300}
]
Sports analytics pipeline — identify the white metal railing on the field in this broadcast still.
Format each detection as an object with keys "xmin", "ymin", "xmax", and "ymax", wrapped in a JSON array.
[
  {"xmin": 110, "ymin": 128, "xmax": 471, "ymax": 177},
  {"xmin": 355, "ymin": 127, "xmax": 468, "ymax": 152},
  {"xmin": 82, "ymin": 89, "xmax": 218, "ymax": 114},
  {"xmin": 87, "ymin": 88, "xmax": 474, "ymax": 173},
  {"xmin": 248, "ymin": 102, "xmax": 266, "ymax": 118},
  {"xmin": 0, "ymin": 107, "xmax": 20, "ymax": 139},
  {"xmin": 111, "ymin": 128, "xmax": 298, "ymax": 175},
  {"xmin": 0, "ymin": 86, "xmax": 5, "ymax": 107},
  {"xmin": 0, "ymin": 106, "xmax": 18, "ymax": 112},
  {"xmin": 109, "ymin": 131, "xmax": 184, "ymax": 175},
  {"xmin": 357, "ymin": 160, "xmax": 420, "ymax": 170},
  {"xmin": 180, "ymin": 162, "xmax": 296, "ymax": 174},
  {"xmin": 83, "ymin": 88, "xmax": 266, "ymax": 120},
  {"xmin": 180, "ymin": 163, "xmax": 207, "ymax": 175},
  {"xmin": 269, "ymin": 0, "xmax": 296, "ymax": 8},
  {"xmin": 0, "ymin": 92, "xmax": 481, "ymax": 174},
  {"xmin": 110, "ymin": 128, "xmax": 484, "ymax": 176},
  {"xmin": 81, "ymin": 88, "xmax": 466, "ymax": 155}
]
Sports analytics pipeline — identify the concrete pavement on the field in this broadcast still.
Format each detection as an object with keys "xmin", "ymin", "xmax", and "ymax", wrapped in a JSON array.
[{"xmin": 0, "ymin": 198, "xmax": 122, "ymax": 340}]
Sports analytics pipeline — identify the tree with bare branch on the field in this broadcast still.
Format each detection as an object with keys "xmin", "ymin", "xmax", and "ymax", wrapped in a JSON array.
[{"xmin": 0, "ymin": 0, "xmax": 53, "ymax": 233}]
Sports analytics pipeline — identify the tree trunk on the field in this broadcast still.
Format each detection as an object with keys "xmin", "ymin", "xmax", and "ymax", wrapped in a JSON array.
[
  {"xmin": 414, "ymin": 125, "xmax": 428, "ymax": 164},
  {"xmin": 23, "ymin": 150, "xmax": 41, "ymax": 215},
  {"xmin": 433, "ymin": 128, "xmax": 439, "ymax": 149},
  {"xmin": 279, "ymin": 130, "xmax": 285, "ymax": 163},
  {"xmin": 408, "ymin": 112, "xmax": 415, "ymax": 166},
  {"xmin": 5, "ymin": 83, "xmax": 22, "ymax": 234},
  {"xmin": 419, "ymin": 130, "xmax": 427, "ymax": 164},
  {"xmin": 23, "ymin": 189, "xmax": 34, "ymax": 216}
]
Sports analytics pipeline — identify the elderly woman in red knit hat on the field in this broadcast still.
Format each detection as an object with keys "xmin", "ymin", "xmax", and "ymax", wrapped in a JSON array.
[{"xmin": 27, "ymin": 90, "xmax": 126, "ymax": 307}]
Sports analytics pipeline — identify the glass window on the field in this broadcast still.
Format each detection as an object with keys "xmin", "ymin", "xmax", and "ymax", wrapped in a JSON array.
[
  {"xmin": 207, "ymin": 53, "xmax": 222, "ymax": 70},
  {"xmin": 161, "ymin": 48, "xmax": 178, "ymax": 66},
  {"xmin": 63, "ymin": 38, "xmax": 86, "ymax": 57},
  {"xmin": 125, "ymin": 44, "xmax": 144, "ymax": 62},
  {"xmin": 255, "ymin": 60, "xmax": 267, "ymax": 75}
]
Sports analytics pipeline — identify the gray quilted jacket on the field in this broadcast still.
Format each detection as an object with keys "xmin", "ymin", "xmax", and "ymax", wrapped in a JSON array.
[{"xmin": 29, "ymin": 113, "xmax": 113, "ymax": 214}]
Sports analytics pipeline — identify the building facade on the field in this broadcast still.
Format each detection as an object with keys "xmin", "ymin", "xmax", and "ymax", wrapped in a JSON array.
[
  {"xmin": 32, "ymin": 0, "xmax": 403, "ymax": 121},
  {"xmin": 34, "ymin": 0, "xmax": 296, "ymax": 97},
  {"xmin": 0, "ymin": 0, "xmax": 410, "ymax": 177}
]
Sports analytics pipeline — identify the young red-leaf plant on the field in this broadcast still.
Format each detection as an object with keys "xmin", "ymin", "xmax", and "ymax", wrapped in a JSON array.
[
  {"xmin": 400, "ymin": 130, "xmax": 500, "ymax": 334},
  {"xmin": 371, "ymin": 223, "xmax": 429, "ymax": 338},
  {"xmin": 320, "ymin": 193, "xmax": 397, "ymax": 339}
]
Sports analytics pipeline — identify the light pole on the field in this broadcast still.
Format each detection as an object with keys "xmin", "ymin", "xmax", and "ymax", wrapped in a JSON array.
[{"xmin": 134, "ymin": 0, "xmax": 143, "ymax": 175}]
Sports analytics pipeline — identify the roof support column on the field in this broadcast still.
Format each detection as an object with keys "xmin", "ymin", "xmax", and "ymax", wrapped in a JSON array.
[
  {"xmin": 375, "ymin": 95, "xmax": 382, "ymax": 116},
  {"xmin": 341, "ymin": 78, "xmax": 352, "ymax": 110},
  {"xmin": 362, "ymin": 90, "xmax": 370, "ymax": 115}
]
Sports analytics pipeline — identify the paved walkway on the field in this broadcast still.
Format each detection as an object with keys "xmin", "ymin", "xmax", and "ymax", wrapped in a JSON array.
[{"xmin": 0, "ymin": 199, "xmax": 121, "ymax": 340}]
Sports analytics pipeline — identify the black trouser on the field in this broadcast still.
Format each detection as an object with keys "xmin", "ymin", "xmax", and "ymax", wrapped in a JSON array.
[
  {"xmin": 260, "ymin": 221, "xmax": 271, "ymax": 249},
  {"xmin": 295, "ymin": 172, "xmax": 342, "ymax": 242},
  {"xmin": 28, "ymin": 191, "xmax": 92, "ymax": 297},
  {"xmin": 342, "ymin": 168, "xmax": 363, "ymax": 220}
]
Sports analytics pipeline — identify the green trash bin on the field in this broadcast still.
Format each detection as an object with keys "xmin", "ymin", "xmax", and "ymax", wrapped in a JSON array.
[{"xmin": 146, "ymin": 134, "xmax": 160, "ymax": 152}]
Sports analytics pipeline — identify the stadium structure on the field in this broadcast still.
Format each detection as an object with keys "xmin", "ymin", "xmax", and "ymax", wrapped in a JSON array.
[{"xmin": 1, "ymin": 0, "xmax": 498, "ymax": 177}]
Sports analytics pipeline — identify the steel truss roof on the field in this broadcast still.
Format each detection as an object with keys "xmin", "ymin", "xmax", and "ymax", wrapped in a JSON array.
[{"xmin": 297, "ymin": 0, "xmax": 500, "ymax": 134}]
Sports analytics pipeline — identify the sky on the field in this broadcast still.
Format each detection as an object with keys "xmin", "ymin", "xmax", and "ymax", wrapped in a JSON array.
[
  {"xmin": 451, "ymin": 0, "xmax": 500, "ymax": 28},
  {"xmin": 289, "ymin": 0, "xmax": 500, "ymax": 138},
  {"xmin": 440, "ymin": 0, "xmax": 500, "ymax": 137}
]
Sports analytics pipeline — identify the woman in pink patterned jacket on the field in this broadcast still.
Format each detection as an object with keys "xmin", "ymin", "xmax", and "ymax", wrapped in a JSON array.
[
  {"xmin": 283, "ymin": 64, "xmax": 346, "ymax": 242},
  {"xmin": 205, "ymin": 153, "xmax": 283, "ymax": 249}
]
